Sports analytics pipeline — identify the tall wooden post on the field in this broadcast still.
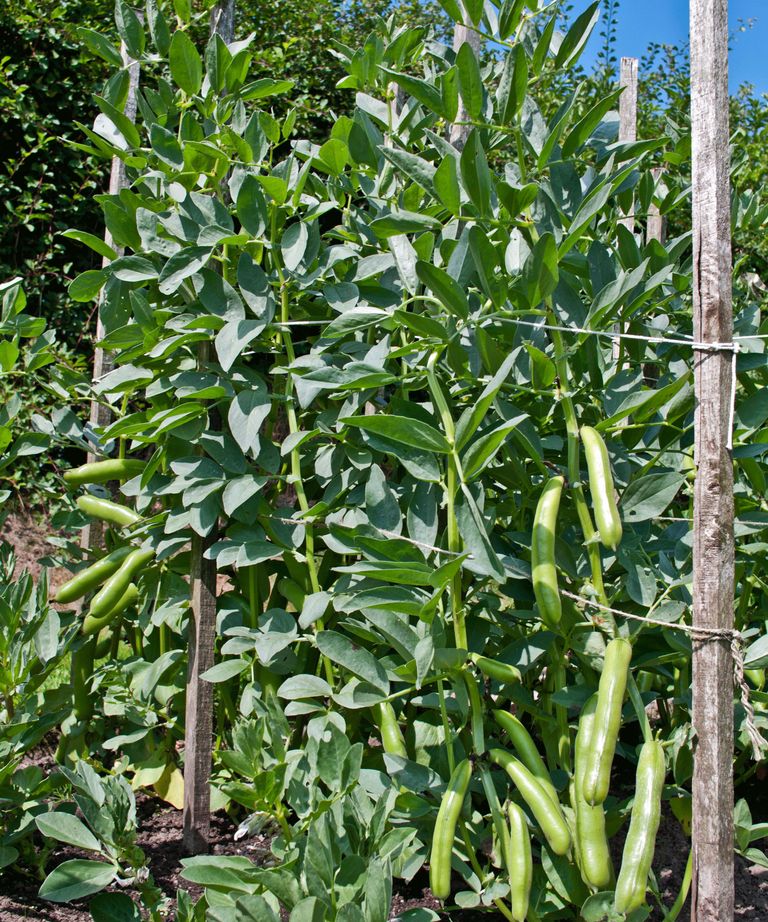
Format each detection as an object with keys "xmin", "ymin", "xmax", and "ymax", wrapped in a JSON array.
[
  {"xmin": 181, "ymin": 0, "xmax": 234, "ymax": 855},
  {"xmin": 81, "ymin": 42, "xmax": 140, "ymax": 552},
  {"xmin": 449, "ymin": 7, "xmax": 481, "ymax": 150},
  {"xmin": 690, "ymin": 0, "xmax": 735, "ymax": 919},
  {"xmin": 613, "ymin": 57, "xmax": 638, "ymax": 362}
]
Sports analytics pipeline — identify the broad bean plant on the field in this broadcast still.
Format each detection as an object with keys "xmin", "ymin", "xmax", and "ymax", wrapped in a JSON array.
[{"xmin": 4, "ymin": 0, "xmax": 768, "ymax": 918}]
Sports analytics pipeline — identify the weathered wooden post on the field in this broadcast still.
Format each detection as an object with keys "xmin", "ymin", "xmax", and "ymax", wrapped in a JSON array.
[
  {"xmin": 182, "ymin": 0, "xmax": 234, "ymax": 855},
  {"xmin": 449, "ymin": 4, "xmax": 481, "ymax": 150},
  {"xmin": 81, "ymin": 40, "xmax": 140, "ymax": 552},
  {"xmin": 618, "ymin": 56, "xmax": 638, "ymax": 232},
  {"xmin": 690, "ymin": 0, "xmax": 735, "ymax": 918}
]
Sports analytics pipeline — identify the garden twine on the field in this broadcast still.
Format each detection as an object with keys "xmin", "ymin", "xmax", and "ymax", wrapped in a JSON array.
[{"xmin": 561, "ymin": 589, "xmax": 767, "ymax": 761}]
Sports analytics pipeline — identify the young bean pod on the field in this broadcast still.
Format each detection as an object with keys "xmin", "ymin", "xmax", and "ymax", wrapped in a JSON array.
[
  {"xmin": 506, "ymin": 802, "xmax": 532, "ymax": 922},
  {"xmin": 582, "ymin": 638, "xmax": 632, "ymax": 806},
  {"xmin": 87, "ymin": 548, "xmax": 154, "ymax": 620},
  {"xmin": 63, "ymin": 459, "xmax": 145, "ymax": 486},
  {"xmin": 373, "ymin": 701, "xmax": 407, "ymax": 759},
  {"xmin": 492, "ymin": 710, "xmax": 558, "ymax": 806},
  {"xmin": 430, "ymin": 758, "xmax": 472, "ymax": 900},
  {"xmin": 580, "ymin": 426, "xmax": 622, "ymax": 550},
  {"xmin": 574, "ymin": 695, "xmax": 613, "ymax": 889},
  {"xmin": 470, "ymin": 654, "xmax": 521, "ymax": 686},
  {"xmin": 614, "ymin": 740, "xmax": 665, "ymax": 914},
  {"xmin": 531, "ymin": 475, "xmax": 564, "ymax": 628},
  {"xmin": 489, "ymin": 749, "xmax": 571, "ymax": 855},
  {"xmin": 54, "ymin": 546, "xmax": 133, "ymax": 604},
  {"xmin": 82, "ymin": 582, "xmax": 139, "ymax": 636},
  {"xmin": 76, "ymin": 495, "xmax": 141, "ymax": 527}
]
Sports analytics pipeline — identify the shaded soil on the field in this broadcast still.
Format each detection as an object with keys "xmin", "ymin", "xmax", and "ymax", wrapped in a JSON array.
[{"xmin": 0, "ymin": 512, "xmax": 68, "ymax": 592}]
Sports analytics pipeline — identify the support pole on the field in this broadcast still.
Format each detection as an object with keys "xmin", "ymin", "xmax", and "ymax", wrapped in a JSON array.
[
  {"xmin": 449, "ymin": 6, "xmax": 481, "ymax": 150},
  {"xmin": 613, "ymin": 57, "xmax": 638, "ymax": 363},
  {"xmin": 690, "ymin": 0, "xmax": 735, "ymax": 919},
  {"xmin": 81, "ymin": 42, "xmax": 140, "ymax": 552},
  {"xmin": 182, "ymin": 0, "xmax": 234, "ymax": 855}
]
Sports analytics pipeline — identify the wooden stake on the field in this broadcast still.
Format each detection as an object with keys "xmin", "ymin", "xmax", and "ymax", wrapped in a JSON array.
[
  {"xmin": 614, "ymin": 57, "xmax": 638, "ymax": 362},
  {"xmin": 449, "ymin": 7, "xmax": 481, "ymax": 150},
  {"xmin": 690, "ymin": 1, "xmax": 735, "ymax": 919},
  {"xmin": 181, "ymin": 0, "xmax": 234, "ymax": 855},
  {"xmin": 647, "ymin": 166, "xmax": 667, "ymax": 245},
  {"xmin": 81, "ymin": 42, "xmax": 140, "ymax": 552}
]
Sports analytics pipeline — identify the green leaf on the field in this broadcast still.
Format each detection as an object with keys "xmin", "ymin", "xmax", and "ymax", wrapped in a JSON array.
[
  {"xmin": 150, "ymin": 123, "xmax": 184, "ymax": 169},
  {"xmin": 498, "ymin": 0, "xmax": 527, "ymax": 40},
  {"xmin": 35, "ymin": 813, "xmax": 102, "ymax": 853},
  {"xmin": 456, "ymin": 42, "xmax": 483, "ymax": 120},
  {"xmin": 77, "ymin": 28, "xmax": 124, "ymax": 68},
  {"xmin": 415, "ymin": 261, "xmax": 468, "ymax": 319},
  {"xmin": 461, "ymin": 419, "xmax": 520, "ymax": 481},
  {"xmin": 434, "ymin": 155, "xmax": 461, "ymax": 215},
  {"xmin": 61, "ymin": 229, "xmax": 117, "ymax": 261},
  {"xmin": 281, "ymin": 223, "xmax": 309, "ymax": 271},
  {"xmin": 496, "ymin": 45, "xmax": 528, "ymax": 124},
  {"xmin": 146, "ymin": 0, "xmax": 171, "ymax": 56},
  {"xmin": 90, "ymin": 892, "xmax": 142, "ymax": 922},
  {"xmin": 201, "ymin": 659, "xmax": 250, "ymax": 683},
  {"xmin": 455, "ymin": 355, "xmax": 517, "ymax": 450},
  {"xmin": 621, "ymin": 473, "xmax": 686, "ymax": 523},
  {"xmin": 380, "ymin": 148, "xmax": 436, "ymax": 198},
  {"xmin": 94, "ymin": 96, "xmax": 141, "ymax": 149},
  {"xmin": 241, "ymin": 78, "xmax": 295, "ymax": 101},
  {"xmin": 460, "ymin": 130, "xmax": 492, "ymax": 216},
  {"xmin": 158, "ymin": 246, "xmax": 212, "ymax": 295},
  {"xmin": 554, "ymin": 1, "xmax": 600, "ymax": 69},
  {"xmin": 38, "ymin": 859, "xmax": 115, "ymax": 903},
  {"xmin": 464, "ymin": 0, "xmax": 484, "ymax": 26},
  {"xmin": 370, "ymin": 211, "xmax": 441, "ymax": 238},
  {"xmin": 522, "ymin": 232, "xmax": 559, "ymax": 306},
  {"xmin": 341, "ymin": 415, "xmax": 450, "ymax": 454},
  {"xmin": 115, "ymin": 0, "xmax": 144, "ymax": 58},
  {"xmin": 277, "ymin": 674, "xmax": 333, "ymax": 700},
  {"xmin": 316, "ymin": 631, "xmax": 389, "ymax": 694},
  {"xmin": 436, "ymin": 0, "xmax": 463, "ymax": 20},
  {"xmin": 69, "ymin": 269, "xmax": 108, "ymax": 302},
  {"xmin": 169, "ymin": 30, "xmax": 203, "ymax": 96},
  {"xmin": 561, "ymin": 89, "xmax": 623, "ymax": 158},
  {"xmin": 379, "ymin": 67, "xmax": 444, "ymax": 117},
  {"xmin": 317, "ymin": 139, "xmax": 348, "ymax": 175},
  {"xmin": 228, "ymin": 386, "xmax": 271, "ymax": 455}
]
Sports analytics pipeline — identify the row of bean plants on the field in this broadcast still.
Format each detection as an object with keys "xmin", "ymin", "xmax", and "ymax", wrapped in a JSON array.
[{"xmin": 2, "ymin": 0, "xmax": 768, "ymax": 920}]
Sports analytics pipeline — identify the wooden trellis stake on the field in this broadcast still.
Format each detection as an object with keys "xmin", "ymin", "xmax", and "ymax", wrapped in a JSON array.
[
  {"xmin": 690, "ymin": 0, "xmax": 735, "ymax": 919},
  {"xmin": 81, "ymin": 41, "xmax": 140, "ymax": 552},
  {"xmin": 182, "ymin": 0, "xmax": 235, "ymax": 855},
  {"xmin": 618, "ymin": 56, "xmax": 638, "ymax": 232},
  {"xmin": 449, "ymin": 5, "xmax": 481, "ymax": 150}
]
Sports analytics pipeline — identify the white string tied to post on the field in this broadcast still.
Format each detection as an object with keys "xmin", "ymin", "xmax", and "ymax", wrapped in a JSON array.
[{"xmin": 561, "ymin": 589, "xmax": 767, "ymax": 761}]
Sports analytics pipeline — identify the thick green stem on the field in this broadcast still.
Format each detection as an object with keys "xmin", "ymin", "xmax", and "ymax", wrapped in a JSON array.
[
  {"xmin": 437, "ymin": 678, "xmax": 456, "ymax": 776},
  {"xmin": 661, "ymin": 847, "xmax": 693, "ymax": 922},
  {"xmin": 627, "ymin": 671, "xmax": 654, "ymax": 743},
  {"xmin": 547, "ymin": 317, "xmax": 610, "ymax": 613},
  {"xmin": 272, "ymin": 212, "xmax": 332, "ymax": 686}
]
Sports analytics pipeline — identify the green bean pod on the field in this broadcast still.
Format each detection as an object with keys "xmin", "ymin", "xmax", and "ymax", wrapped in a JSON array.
[
  {"xmin": 614, "ymin": 740, "xmax": 665, "ymax": 914},
  {"xmin": 71, "ymin": 637, "xmax": 96, "ymax": 722},
  {"xmin": 373, "ymin": 701, "xmax": 407, "ymax": 758},
  {"xmin": 492, "ymin": 710, "xmax": 558, "ymax": 806},
  {"xmin": 76, "ymin": 495, "xmax": 141, "ymax": 527},
  {"xmin": 430, "ymin": 758, "xmax": 472, "ymax": 900},
  {"xmin": 531, "ymin": 475, "xmax": 564, "ymax": 628},
  {"xmin": 489, "ymin": 749, "xmax": 571, "ymax": 855},
  {"xmin": 582, "ymin": 638, "xmax": 632, "ymax": 806},
  {"xmin": 63, "ymin": 458, "xmax": 145, "ymax": 486},
  {"xmin": 580, "ymin": 426, "xmax": 622, "ymax": 550},
  {"xmin": 506, "ymin": 802, "xmax": 532, "ymax": 922},
  {"xmin": 54, "ymin": 545, "xmax": 133, "ymax": 604},
  {"xmin": 574, "ymin": 695, "xmax": 613, "ymax": 889},
  {"xmin": 82, "ymin": 582, "xmax": 139, "ymax": 636},
  {"xmin": 470, "ymin": 654, "xmax": 521, "ymax": 686},
  {"xmin": 87, "ymin": 548, "xmax": 154, "ymax": 620}
]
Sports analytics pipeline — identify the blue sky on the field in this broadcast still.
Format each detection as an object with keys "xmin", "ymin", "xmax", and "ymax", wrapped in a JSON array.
[{"xmin": 572, "ymin": 0, "xmax": 766, "ymax": 95}]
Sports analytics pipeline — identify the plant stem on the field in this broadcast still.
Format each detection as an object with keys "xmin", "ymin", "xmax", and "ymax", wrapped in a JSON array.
[
  {"xmin": 627, "ymin": 671, "xmax": 653, "ymax": 743},
  {"xmin": 661, "ymin": 847, "xmax": 693, "ymax": 922},
  {"xmin": 271, "ymin": 210, "xmax": 333, "ymax": 686},
  {"xmin": 437, "ymin": 678, "xmax": 456, "ymax": 776}
]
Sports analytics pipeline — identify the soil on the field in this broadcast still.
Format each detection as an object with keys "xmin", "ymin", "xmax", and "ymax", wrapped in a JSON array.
[{"xmin": 0, "ymin": 512, "xmax": 68, "ymax": 592}]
